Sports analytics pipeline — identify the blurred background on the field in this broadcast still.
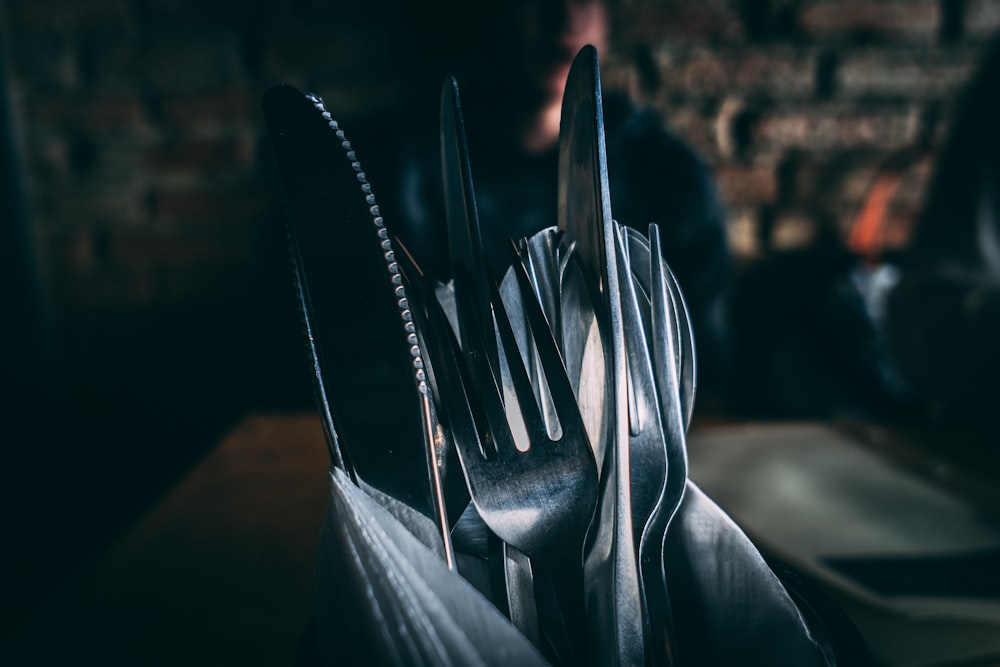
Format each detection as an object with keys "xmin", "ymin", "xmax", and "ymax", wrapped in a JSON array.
[{"xmin": 1, "ymin": 0, "xmax": 998, "ymax": 662}]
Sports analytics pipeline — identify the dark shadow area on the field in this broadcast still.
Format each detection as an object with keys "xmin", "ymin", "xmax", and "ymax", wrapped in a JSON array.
[{"xmin": 0, "ymin": 279, "xmax": 314, "ymax": 634}]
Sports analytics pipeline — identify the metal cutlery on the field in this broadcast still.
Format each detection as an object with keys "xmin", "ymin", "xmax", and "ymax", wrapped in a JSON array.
[
  {"xmin": 470, "ymin": 255, "xmax": 600, "ymax": 665},
  {"xmin": 662, "ymin": 481, "xmax": 831, "ymax": 666},
  {"xmin": 413, "ymin": 242, "xmax": 599, "ymax": 664},
  {"xmin": 264, "ymin": 42, "xmax": 844, "ymax": 667},
  {"xmin": 635, "ymin": 223, "xmax": 690, "ymax": 665},
  {"xmin": 260, "ymin": 85, "xmax": 459, "ymax": 563},
  {"xmin": 404, "ymin": 79, "xmax": 603, "ymax": 665},
  {"xmin": 437, "ymin": 76, "xmax": 547, "ymax": 648},
  {"xmin": 623, "ymin": 226, "xmax": 697, "ymax": 430},
  {"xmin": 559, "ymin": 44, "xmax": 645, "ymax": 667}
]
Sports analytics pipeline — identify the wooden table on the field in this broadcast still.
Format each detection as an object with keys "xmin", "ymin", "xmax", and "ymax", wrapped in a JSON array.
[
  {"xmin": 4, "ymin": 412, "xmax": 998, "ymax": 667},
  {"xmin": 0, "ymin": 413, "xmax": 331, "ymax": 667}
]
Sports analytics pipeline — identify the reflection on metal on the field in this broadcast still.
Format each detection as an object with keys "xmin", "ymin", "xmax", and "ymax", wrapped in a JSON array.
[{"xmin": 264, "ymin": 45, "xmax": 841, "ymax": 667}]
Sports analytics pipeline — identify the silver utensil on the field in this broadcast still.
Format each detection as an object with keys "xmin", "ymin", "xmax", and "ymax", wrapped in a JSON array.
[
  {"xmin": 622, "ymin": 226, "xmax": 696, "ymax": 430},
  {"xmin": 438, "ymin": 77, "xmax": 543, "ymax": 646},
  {"xmin": 639, "ymin": 223, "xmax": 691, "ymax": 665},
  {"xmin": 614, "ymin": 221, "xmax": 679, "ymax": 664},
  {"xmin": 515, "ymin": 219, "xmax": 694, "ymax": 665},
  {"xmin": 517, "ymin": 229, "xmax": 566, "ymax": 438},
  {"xmin": 559, "ymin": 45, "xmax": 645, "ymax": 667},
  {"xmin": 267, "ymin": 46, "xmax": 841, "ymax": 667},
  {"xmin": 662, "ymin": 481, "xmax": 831, "ymax": 666},
  {"xmin": 456, "ymin": 254, "xmax": 599, "ymax": 665},
  {"xmin": 611, "ymin": 224, "xmax": 669, "ymax": 557},
  {"xmin": 420, "ymin": 243, "xmax": 599, "ymax": 663}
]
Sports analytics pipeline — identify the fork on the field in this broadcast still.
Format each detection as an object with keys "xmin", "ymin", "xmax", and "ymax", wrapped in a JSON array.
[
  {"xmin": 634, "ymin": 223, "xmax": 691, "ymax": 666},
  {"xmin": 424, "ymin": 246, "xmax": 599, "ymax": 665},
  {"xmin": 622, "ymin": 226, "xmax": 696, "ymax": 430}
]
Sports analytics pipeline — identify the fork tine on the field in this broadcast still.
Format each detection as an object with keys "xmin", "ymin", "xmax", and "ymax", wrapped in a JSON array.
[
  {"xmin": 518, "ymin": 231, "xmax": 563, "ymax": 439},
  {"xmin": 404, "ymin": 269, "xmax": 551, "ymax": 650},
  {"xmin": 411, "ymin": 282, "xmax": 480, "ymax": 454},
  {"xmin": 491, "ymin": 296, "xmax": 547, "ymax": 448},
  {"xmin": 393, "ymin": 244, "xmax": 505, "ymax": 474},
  {"xmin": 433, "ymin": 289, "xmax": 514, "ymax": 467},
  {"xmin": 499, "ymin": 244, "xmax": 591, "ymax": 450},
  {"xmin": 422, "ymin": 237, "xmax": 598, "ymax": 667},
  {"xmin": 444, "ymin": 275, "xmax": 527, "ymax": 466}
]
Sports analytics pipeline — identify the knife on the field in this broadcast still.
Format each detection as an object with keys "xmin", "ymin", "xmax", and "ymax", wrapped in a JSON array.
[
  {"xmin": 261, "ymin": 85, "xmax": 454, "ymax": 559},
  {"xmin": 559, "ymin": 45, "xmax": 645, "ymax": 667}
]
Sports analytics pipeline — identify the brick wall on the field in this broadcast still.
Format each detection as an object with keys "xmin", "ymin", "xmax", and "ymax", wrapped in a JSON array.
[
  {"xmin": 1, "ymin": 0, "xmax": 998, "ymax": 627},
  {"xmin": 4, "ymin": 1, "xmax": 995, "ymax": 375},
  {"xmin": 604, "ymin": 0, "xmax": 996, "ymax": 257}
]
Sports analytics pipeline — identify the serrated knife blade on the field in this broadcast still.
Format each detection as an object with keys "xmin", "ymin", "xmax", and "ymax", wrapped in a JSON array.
[{"xmin": 261, "ymin": 84, "xmax": 441, "ymax": 529}]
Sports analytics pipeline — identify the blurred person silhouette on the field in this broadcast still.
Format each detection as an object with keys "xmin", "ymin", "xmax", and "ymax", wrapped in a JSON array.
[
  {"xmin": 365, "ymin": 0, "xmax": 733, "ymax": 412},
  {"xmin": 726, "ymin": 155, "xmax": 929, "ymax": 422},
  {"xmin": 886, "ymin": 33, "xmax": 1000, "ymax": 470}
]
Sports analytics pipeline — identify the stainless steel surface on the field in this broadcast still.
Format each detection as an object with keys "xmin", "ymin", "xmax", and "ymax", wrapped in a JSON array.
[
  {"xmin": 661, "ymin": 260, "xmax": 697, "ymax": 429},
  {"xmin": 508, "ymin": 221, "xmax": 697, "ymax": 665},
  {"xmin": 622, "ymin": 226, "xmax": 696, "ymax": 429},
  {"xmin": 264, "ymin": 45, "xmax": 847, "ymax": 667},
  {"xmin": 420, "ymin": 230, "xmax": 600, "ymax": 661},
  {"xmin": 661, "ymin": 481, "xmax": 830, "ymax": 666},
  {"xmin": 518, "ymin": 229, "xmax": 566, "ymax": 438},
  {"xmin": 439, "ymin": 76, "xmax": 548, "ymax": 644},
  {"xmin": 503, "ymin": 543, "xmax": 541, "ymax": 647},
  {"xmin": 556, "ymin": 232, "xmax": 608, "ymax": 472},
  {"xmin": 615, "ymin": 221, "xmax": 681, "ymax": 664},
  {"xmin": 558, "ymin": 46, "xmax": 645, "ymax": 667},
  {"xmin": 461, "ymin": 255, "xmax": 598, "ymax": 663},
  {"xmin": 557, "ymin": 45, "xmax": 613, "ymax": 297},
  {"xmin": 612, "ymin": 224, "xmax": 667, "ymax": 561},
  {"xmin": 647, "ymin": 223, "xmax": 691, "ymax": 541},
  {"xmin": 640, "ymin": 223, "xmax": 690, "ymax": 664},
  {"xmin": 405, "ymin": 251, "xmax": 460, "ymax": 569}
]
